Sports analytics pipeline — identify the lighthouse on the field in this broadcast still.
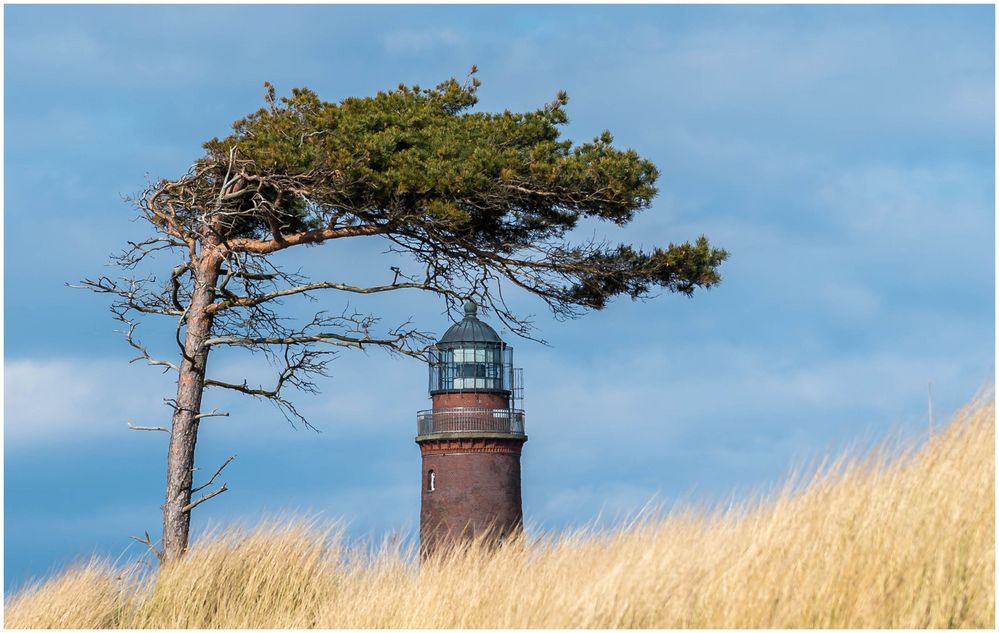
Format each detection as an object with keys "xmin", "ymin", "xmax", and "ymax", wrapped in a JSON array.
[{"xmin": 416, "ymin": 301, "xmax": 526, "ymax": 554}]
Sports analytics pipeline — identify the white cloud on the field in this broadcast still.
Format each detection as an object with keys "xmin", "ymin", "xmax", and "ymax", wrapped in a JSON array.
[
  {"xmin": 631, "ymin": 19, "xmax": 989, "ymax": 130},
  {"xmin": 4, "ymin": 358, "xmax": 175, "ymax": 446},
  {"xmin": 519, "ymin": 336, "xmax": 984, "ymax": 466}
]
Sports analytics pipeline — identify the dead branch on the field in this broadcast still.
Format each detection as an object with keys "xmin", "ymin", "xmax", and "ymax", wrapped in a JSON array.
[
  {"xmin": 169, "ymin": 263, "xmax": 190, "ymax": 311},
  {"xmin": 191, "ymin": 455, "xmax": 236, "ymax": 494},
  {"xmin": 194, "ymin": 409, "xmax": 229, "ymax": 420},
  {"xmin": 204, "ymin": 346, "xmax": 334, "ymax": 429},
  {"xmin": 70, "ymin": 276, "xmax": 184, "ymax": 317},
  {"xmin": 130, "ymin": 530, "xmax": 164, "ymax": 563},
  {"xmin": 204, "ymin": 331, "xmax": 426, "ymax": 355},
  {"xmin": 206, "ymin": 277, "xmax": 461, "ymax": 314},
  {"xmin": 118, "ymin": 316, "xmax": 179, "ymax": 373},
  {"xmin": 206, "ymin": 378, "xmax": 280, "ymax": 398},
  {"xmin": 128, "ymin": 424, "xmax": 170, "ymax": 433},
  {"xmin": 182, "ymin": 484, "xmax": 228, "ymax": 513}
]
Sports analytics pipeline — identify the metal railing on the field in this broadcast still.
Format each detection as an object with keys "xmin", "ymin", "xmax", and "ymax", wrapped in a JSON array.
[{"xmin": 416, "ymin": 407, "xmax": 526, "ymax": 437}]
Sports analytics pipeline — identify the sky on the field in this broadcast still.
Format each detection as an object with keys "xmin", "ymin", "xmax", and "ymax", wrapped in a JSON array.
[{"xmin": 3, "ymin": 4, "xmax": 994, "ymax": 590}]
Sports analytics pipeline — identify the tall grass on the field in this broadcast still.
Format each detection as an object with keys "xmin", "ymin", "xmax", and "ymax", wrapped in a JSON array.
[{"xmin": 6, "ymin": 395, "xmax": 994, "ymax": 628}]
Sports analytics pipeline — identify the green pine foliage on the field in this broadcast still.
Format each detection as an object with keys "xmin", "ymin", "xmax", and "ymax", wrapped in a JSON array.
[{"xmin": 196, "ymin": 70, "xmax": 726, "ymax": 310}]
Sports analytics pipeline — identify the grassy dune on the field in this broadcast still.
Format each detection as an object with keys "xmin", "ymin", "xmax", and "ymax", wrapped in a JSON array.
[{"xmin": 5, "ymin": 395, "xmax": 994, "ymax": 628}]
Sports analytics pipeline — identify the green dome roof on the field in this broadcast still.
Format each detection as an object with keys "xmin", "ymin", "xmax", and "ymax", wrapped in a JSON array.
[{"xmin": 438, "ymin": 301, "xmax": 503, "ymax": 346}]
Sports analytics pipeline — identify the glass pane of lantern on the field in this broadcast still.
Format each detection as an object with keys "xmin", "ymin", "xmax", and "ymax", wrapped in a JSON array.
[{"xmin": 454, "ymin": 347, "xmax": 487, "ymax": 363}]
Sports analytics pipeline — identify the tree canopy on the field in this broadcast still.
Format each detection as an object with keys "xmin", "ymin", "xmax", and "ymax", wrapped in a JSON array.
[{"xmin": 152, "ymin": 71, "xmax": 725, "ymax": 324}]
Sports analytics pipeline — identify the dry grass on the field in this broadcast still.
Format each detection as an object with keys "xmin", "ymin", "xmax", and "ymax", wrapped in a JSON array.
[{"xmin": 5, "ymin": 395, "xmax": 994, "ymax": 628}]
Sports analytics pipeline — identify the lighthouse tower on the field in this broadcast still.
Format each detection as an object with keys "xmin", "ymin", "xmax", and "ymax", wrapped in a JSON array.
[{"xmin": 416, "ymin": 301, "xmax": 526, "ymax": 554}]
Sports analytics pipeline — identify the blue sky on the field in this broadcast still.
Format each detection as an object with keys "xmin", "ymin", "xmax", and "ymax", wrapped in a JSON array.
[{"xmin": 4, "ymin": 4, "xmax": 994, "ymax": 589}]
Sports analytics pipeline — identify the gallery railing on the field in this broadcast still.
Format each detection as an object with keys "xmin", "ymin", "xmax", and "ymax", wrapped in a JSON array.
[{"xmin": 416, "ymin": 407, "xmax": 526, "ymax": 437}]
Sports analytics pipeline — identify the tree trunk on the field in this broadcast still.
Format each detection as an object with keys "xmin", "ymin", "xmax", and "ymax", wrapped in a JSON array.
[{"xmin": 161, "ymin": 248, "xmax": 221, "ymax": 561}]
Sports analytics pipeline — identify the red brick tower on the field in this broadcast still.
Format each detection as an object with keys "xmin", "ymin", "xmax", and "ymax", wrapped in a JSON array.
[{"xmin": 416, "ymin": 301, "xmax": 526, "ymax": 554}]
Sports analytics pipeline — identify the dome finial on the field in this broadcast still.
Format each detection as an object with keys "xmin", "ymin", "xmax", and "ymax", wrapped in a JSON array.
[{"xmin": 463, "ymin": 300, "xmax": 478, "ymax": 318}]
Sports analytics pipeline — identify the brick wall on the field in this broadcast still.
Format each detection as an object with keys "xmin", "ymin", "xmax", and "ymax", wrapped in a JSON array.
[
  {"xmin": 419, "ymin": 436, "xmax": 525, "ymax": 554},
  {"xmin": 431, "ymin": 391, "xmax": 511, "ymax": 410}
]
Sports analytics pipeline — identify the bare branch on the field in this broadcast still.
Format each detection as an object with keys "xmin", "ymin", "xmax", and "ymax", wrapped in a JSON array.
[
  {"xmin": 182, "ymin": 484, "xmax": 228, "ymax": 513},
  {"xmin": 194, "ymin": 409, "xmax": 230, "ymax": 420},
  {"xmin": 218, "ymin": 269, "xmax": 277, "ymax": 281},
  {"xmin": 128, "ymin": 424, "xmax": 170, "ymax": 433},
  {"xmin": 117, "ymin": 317, "xmax": 179, "ymax": 373},
  {"xmin": 191, "ymin": 455, "xmax": 236, "ymax": 494},
  {"xmin": 206, "ymin": 277, "xmax": 461, "ymax": 314},
  {"xmin": 205, "ymin": 377, "xmax": 281, "ymax": 398},
  {"xmin": 71, "ymin": 276, "xmax": 184, "ymax": 317},
  {"xmin": 114, "ymin": 236, "xmax": 186, "ymax": 270},
  {"xmin": 204, "ymin": 331, "xmax": 426, "ymax": 355},
  {"xmin": 169, "ymin": 263, "xmax": 190, "ymax": 311},
  {"xmin": 130, "ymin": 530, "xmax": 164, "ymax": 563},
  {"xmin": 204, "ymin": 345, "xmax": 335, "ymax": 430}
]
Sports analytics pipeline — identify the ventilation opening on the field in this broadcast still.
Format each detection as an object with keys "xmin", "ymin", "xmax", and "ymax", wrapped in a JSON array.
[{"xmin": 427, "ymin": 470, "xmax": 436, "ymax": 492}]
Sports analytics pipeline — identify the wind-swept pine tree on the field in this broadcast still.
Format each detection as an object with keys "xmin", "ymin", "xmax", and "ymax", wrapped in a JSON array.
[{"xmin": 81, "ymin": 69, "xmax": 727, "ymax": 560}]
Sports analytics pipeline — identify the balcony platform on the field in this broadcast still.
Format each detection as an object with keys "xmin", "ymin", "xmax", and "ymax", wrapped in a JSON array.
[{"xmin": 416, "ymin": 407, "xmax": 526, "ymax": 441}]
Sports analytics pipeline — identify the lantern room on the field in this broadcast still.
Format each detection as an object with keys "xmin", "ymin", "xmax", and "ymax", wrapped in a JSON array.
[{"xmin": 428, "ymin": 301, "xmax": 521, "ymax": 398}]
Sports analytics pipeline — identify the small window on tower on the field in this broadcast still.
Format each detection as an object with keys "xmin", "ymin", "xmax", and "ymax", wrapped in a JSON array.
[{"xmin": 428, "ymin": 470, "xmax": 436, "ymax": 492}]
